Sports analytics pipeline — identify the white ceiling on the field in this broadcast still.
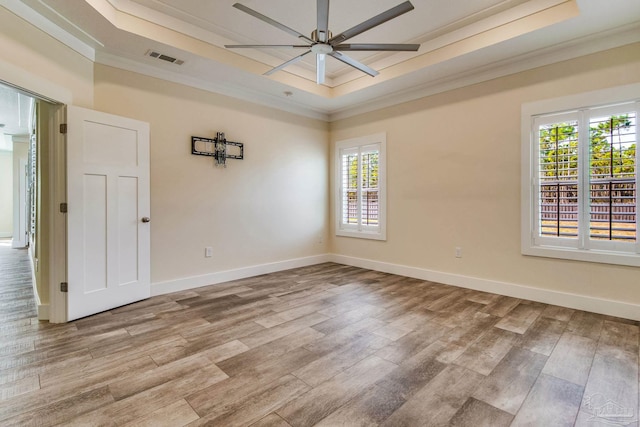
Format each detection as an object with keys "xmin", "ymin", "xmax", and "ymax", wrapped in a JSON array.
[{"xmin": 9, "ymin": 0, "xmax": 640, "ymax": 120}]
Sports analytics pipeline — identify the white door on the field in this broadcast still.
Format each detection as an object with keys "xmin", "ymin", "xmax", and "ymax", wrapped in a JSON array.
[{"xmin": 66, "ymin": 106, "xmax": 150, "ymax": 321}]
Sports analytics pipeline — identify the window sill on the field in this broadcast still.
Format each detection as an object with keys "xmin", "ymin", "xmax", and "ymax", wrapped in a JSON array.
[
  {"xmin": 522, "ymin": 244, "xmax": 640, "ymax": 267},
  {"xmin": 336, "ymin": 229, "xmax": 386, "ymax": 241}
]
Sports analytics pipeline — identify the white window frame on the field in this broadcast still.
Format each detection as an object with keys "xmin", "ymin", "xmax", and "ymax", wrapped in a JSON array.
[
  {"xmin": 522, "ymin": 83, "xmax": 640, "ymax": 267},
  {"xmin": 335, "ymin": 133, "xmax": 387, "ymax": 241}
]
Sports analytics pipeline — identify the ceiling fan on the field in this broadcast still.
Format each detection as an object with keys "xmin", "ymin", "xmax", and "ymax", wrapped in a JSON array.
[{"xmin": 225, "ymin": 1, "xmax": 420, "ymax": 84}]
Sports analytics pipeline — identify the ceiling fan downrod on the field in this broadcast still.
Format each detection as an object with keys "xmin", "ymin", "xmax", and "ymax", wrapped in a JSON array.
[{"xmin": 225, "ymin": 1, "xmax": 420, "ymax": 85}]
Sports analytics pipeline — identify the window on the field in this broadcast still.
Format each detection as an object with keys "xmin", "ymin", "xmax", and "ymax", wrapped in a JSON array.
[
  {"xmin": 522, "ymin": 84, "xmax": 640, "ymax": 266},
  {"xmin": 336, "ymin": 133, "xmax": 386, "ymax": 240}
]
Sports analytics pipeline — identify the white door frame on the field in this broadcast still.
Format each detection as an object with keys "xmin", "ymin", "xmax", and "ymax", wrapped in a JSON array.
[
  {"xmin": 0, "ymin": 71, "xmax": 69, "ymax": 323},
  {"xmin": 48, "ymin": 103, "xmax": 67, "ymax": 323}
]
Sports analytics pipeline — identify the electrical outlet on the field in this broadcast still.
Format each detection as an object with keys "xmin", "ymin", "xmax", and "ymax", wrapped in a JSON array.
[
  {"xmin": 205, "ymin": 247, "xmax": 213, "ymax": 258},
  {"xmin": 455, "ymin": 247, "xmax": 462, "ymax": 258}
]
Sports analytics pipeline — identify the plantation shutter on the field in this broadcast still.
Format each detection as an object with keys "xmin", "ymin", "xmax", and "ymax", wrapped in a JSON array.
[
  {"xmin": 586, "ymin": 107, "xmax": 637, "ymax": 251},
  {"xmin": 339, "ymin": 144, "xmax": 381, "ymax": 232},
  {"xmin": 533, "ymin": 104, "xmax": 638, "ymax": 253},
  {"xmin": 536, "ymin": 116, "xmax": 580, "ymax": 241},
  {"xmin": 340, "ymin": 147, "xmax": 359, "ymax": 230},
  {"xmin": 360, "ymin": 144, "xmax": 380, "ymax": 229}
]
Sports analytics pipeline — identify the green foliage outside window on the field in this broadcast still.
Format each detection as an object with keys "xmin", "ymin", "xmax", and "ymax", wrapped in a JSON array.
[{"xmin": 539, "ymin": 114, "xmax": 636, "ymax": 179}]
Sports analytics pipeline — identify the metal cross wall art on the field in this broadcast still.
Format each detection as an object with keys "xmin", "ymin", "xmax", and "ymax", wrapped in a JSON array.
[{"xmin": 191, "ymin": 132, "xmax": 244, "ymax": 167}]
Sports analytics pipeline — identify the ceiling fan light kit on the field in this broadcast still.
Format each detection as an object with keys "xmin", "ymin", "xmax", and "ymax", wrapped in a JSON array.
[{"xmin": 225, "ymin": 0, "xmax": 420, "ymax": 85}]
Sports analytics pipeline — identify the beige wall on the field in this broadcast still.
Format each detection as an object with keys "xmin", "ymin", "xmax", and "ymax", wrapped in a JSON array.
[
  {"xmin": 94, "ymin": 65, "xmax": 329, "ymax": 286},
  {"xmin": 0, "ymin": 6, "xmax": 91, "ymax": 311},
  {"xmin": 2, "ymin": 3, "xmax": 639, "ymax": 314},
  {"xmin": 330, "ymin": 42, "xmax": 640, "ymax": 306},
  {"xmin": 0, "ymin": 150, "xmax": 12, "ymax": 236},
  {"xmin": 0, "ymin": 6, "xmax": 93, "ymax": 107}
]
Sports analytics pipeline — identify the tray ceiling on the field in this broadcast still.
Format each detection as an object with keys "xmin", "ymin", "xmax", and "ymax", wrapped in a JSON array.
[{"xmin": 11, "ymin": 0, "xmax": 640, "ymax": 120}]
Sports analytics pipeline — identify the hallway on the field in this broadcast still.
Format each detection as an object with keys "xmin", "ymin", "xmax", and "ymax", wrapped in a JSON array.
[{"xmin": 0, "ymin": 239, "xmax": 36, "ymax": 322}]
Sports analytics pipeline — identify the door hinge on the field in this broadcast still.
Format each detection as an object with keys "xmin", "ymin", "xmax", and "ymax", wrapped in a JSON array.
[
  {"xmin": 60, "ymin": 123, "xmax": 67, "ymax": 134},
  {"xmin": 60, "ymin": 203, "xmax": 68, "ymax": 213},
  {"xmin": 60, "ymin": 282, "xmax": 68, "ymax": 292}
]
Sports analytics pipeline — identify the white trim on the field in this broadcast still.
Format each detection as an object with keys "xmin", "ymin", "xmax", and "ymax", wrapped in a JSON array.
[
  {"xmin": 0, "ymin": 57, "xmax": 71, "ymax": 105},
  {"xmin": 330, "ymin": 254, "xmax": 640, "ymax": 322},
  {"xmin": 151, "ymin": 251, "xmax": 640, "ymax": 321},
  {"xmin": 329, "ymin": 23, "xmax": 640, "ymax": 121},
  {"xmin": 521, "ymin": 84, "xmax": 640, "ymax": 267},
  {"xmin": 48, "ymin": 104, "xmax": 67, "ymax": 323},
  {"xmin": 335, "ymin": 133, "xmax": 387, "ymax": 241},
  {"xmin": 0, "ymin": 232, "xmax": 11, "ymax": 238},
  {"xmin": 151, "ymin": 254, "xmax": 332, "ymax": 296},
  {"xmin": 0, "ymin": 0, "xmax": 95, "ymax": 61},
  {"xmin": 6, "ymin": 0, "xmax": 639, "ymax": 121},
  {"xmin": 4, "ymin": 0, "xmax": 639, "ymax": 121},
  {"xmin": 523, "ymin": 245, "xmax": 640, "ymax": 267},
  {"xmin": 37, "ymin": 303, "xmax": 50, "ymax": 320},
  {"xmin": 0, "ymin": 63, "xmax": 68, "ymax": 323},
  {"xmin": 97, "ymin": 52, "xmax": 330, "ymax": 122},
  {"xmin": 521, "ymin": 83, "xmax": 640, "ymax": 119},
  {"xmin": 28, "ymin": 245, "xmax": 49, "ymax": 320},
  {"xmin": 97, "ymin": 22, "xmax": 640, "ymax": 123}
]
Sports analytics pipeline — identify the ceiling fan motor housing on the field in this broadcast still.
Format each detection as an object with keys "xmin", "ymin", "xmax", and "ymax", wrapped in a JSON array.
[
  {"xmin": 225, "ymin": 1, "xmax": 419, "ymax": 83},
  {"xmin": 311, "ymin": 29, "xmax": 332, "ymax": 43}
]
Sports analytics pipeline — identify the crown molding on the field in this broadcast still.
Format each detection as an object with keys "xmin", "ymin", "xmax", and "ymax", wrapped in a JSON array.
[
  {"xmin": 98, "ymin": 21, "xmax": 640, "ymax": 123},
  {"xmin": 329, "ymin": 22, "xmax": 640, "ymax": 121},
  {"xmin": 96, "ymin": 51, "xmax": 330, "ymax": 121},
  {"xmin": 5, "ymin": 2, "xmax": 639, "ymax": 123},
  {"xmin": 0, "ymin": 0, "xmax": 95, "ymax": 61}
]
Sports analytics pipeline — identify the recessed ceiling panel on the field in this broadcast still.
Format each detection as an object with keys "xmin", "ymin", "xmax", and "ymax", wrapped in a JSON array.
[
  {"xmin": 13, "ymin": 0, "xmax": 640, "ymax": 119},
  {"xmin": 126, "ymin": 0, "xmax": 530, "ymax": 76}
]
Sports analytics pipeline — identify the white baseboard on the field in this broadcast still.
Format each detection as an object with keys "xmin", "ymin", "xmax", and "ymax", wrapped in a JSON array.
[
  {"xmin": 27, "ymin": 246, "xmax": 49, "ymax": 320},
  {"xmin": 330, "ymin": 254, "xmax": 640, "ymax": 322},
  {"xmin": 0, "ymin": 232, "xmax": 11, "ymax": 238},
  {"xmin": 149, "ymin": 251, "xmax": 639, "ymax": 322},
  {"xmin": 151, "ymin": 254, "xmax": 332, "ymax": 296},
  {"xmin": 37, "ymin": 304, "xmax": 50, "ymax": 320}
]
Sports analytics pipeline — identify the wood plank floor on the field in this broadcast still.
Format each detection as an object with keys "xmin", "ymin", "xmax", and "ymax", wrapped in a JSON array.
[{"xmin": 1, "ymin": 241, "xmax": 639, "ymax": 426}]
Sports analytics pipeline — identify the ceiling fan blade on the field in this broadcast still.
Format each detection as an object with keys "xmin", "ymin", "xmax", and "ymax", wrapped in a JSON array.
[
  {"xmin": 329, "ymin": 1, "xmax": 414, "ymax": 45},
  {"xmin": 316, "ymin": 53, "xmax": 326, "ymax": 84},
  {"xmin": 233, "ymin": 3, "xmax": 314, "ymax": 44},
  {"xmin": 225, "ymin": 45, "xmax": 311, "ymax": 49},
  {"xmin": 264, "ymin": 50, "xmax": 312, "ymax": 76},
  {"xmin": 334, "ymin": 43, "xmax": 420, "ymax": 51},
  {"xmin": 329, "ymin": 51, "xmax": 379, "ymax": 77},
  {"xmin": 317, "ymin": 0, "xmax": 330, "ymax": 42}
]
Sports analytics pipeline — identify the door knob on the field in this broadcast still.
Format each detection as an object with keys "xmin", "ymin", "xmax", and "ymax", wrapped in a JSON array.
[{"xmin": 141, "ymin": 217, "xmax": 151, "ymax": 223}]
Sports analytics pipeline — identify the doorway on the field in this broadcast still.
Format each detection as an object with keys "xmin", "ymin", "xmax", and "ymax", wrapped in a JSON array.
[
  {"xmin": 0, "ymin": 84, "xmax": 34, "ymax": 249},
  {"xmin": 1, "ymin": 75, "xmax": 152, "ymax": 323},
  {"xmin": 0, "ymin": 81, "xmax": 65, "ymax": 322}
]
